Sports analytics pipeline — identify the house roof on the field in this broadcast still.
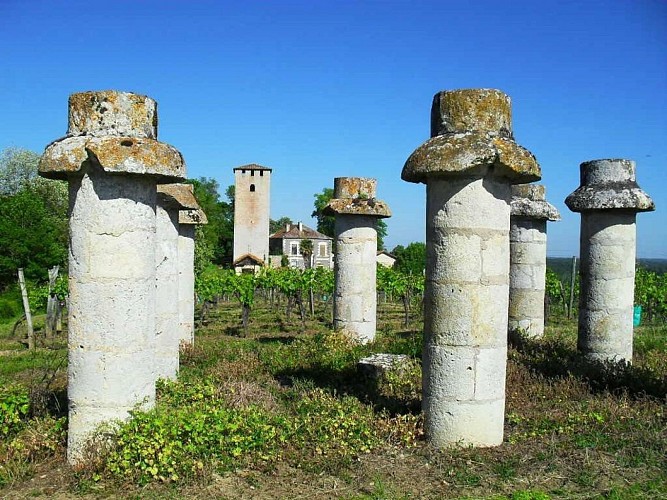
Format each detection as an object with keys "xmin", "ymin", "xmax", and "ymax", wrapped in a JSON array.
[
  {"xmin": 233, "ymin": 163, "xmax": 272, "ymax": 172},
  {"xmin": 269, "ymin": 223, "xmax": 332, "ymax": 240},
  {"xmin": 377, "ymin": 250, "xmax": 396, "ymax": 259},
  {"xmin": 233, "ymin": 253, "xmax": 265, "ymax": 266}
]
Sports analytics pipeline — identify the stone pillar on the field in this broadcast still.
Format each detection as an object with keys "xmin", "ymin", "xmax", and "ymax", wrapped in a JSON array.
[
  {"xmin": 402, "ymin": 89, "xmax": 541, "ymax": 447},
  {"xmin": 324, "ymin": 178, "xmax": 391, "ymax": 344},
  {"xmin": 565, "ymin": 159, "xmax": 654, "ymax": 363},
  {"xmin": 509, "ymin": 184, "xmax": 560, "ymax": 338},
  {"xmin": 157, "ymin": 183, "xmax": 207, "ymax": 348},
  {"xmin": 39, "ymin": 91, "xmax": 185, "ymax": 463}
]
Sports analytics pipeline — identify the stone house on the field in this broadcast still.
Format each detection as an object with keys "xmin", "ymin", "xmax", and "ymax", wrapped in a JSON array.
[
  {"xmin": 376, "ymin": 250, "xmax": 396, "ymax": 267},
  {"xmin": 269, "ymin": 222, "xmax": 333, "ymax": 269}
]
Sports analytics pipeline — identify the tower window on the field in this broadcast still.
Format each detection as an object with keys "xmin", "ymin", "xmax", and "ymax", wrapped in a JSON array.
[
  {"xmin": 260, "ymin": 171, "xmax": 264, "ymax": 176},
  {"xmin": 251, "ymin": 170, "xmax": 255, "ymax": 176},
  {"xmin": 250, "ymin": 184, "xmax": 256, "ymax": 192}
]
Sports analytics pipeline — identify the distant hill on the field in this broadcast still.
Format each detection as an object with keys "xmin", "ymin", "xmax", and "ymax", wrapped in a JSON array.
[{"xmin": 547, "ymin": 257, "xmax": 667, "ymax": 282}]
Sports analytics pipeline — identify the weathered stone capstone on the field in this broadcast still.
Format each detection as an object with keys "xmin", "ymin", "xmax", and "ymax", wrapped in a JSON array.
[
  {"xmin": 326, "ymin": 177, "xmax": 391, "ymax": 344},
  {"xmin": 404, "ymin": 88, "xmax": 541, "ymax": 448},
  {"xmin": 39, "ymin": 91, "xmax": 185, "ymax": 181},
  {"xmin": 565, "ymin": 159, "xmax": 654, "ymax": 212},
  {"xmin": 509, "ymin": 184, "xmax": 560, "ymax": 338},
  {"xmin": 566, "ymin": 159, "xmax": 655, "ymax": 363},
  {"xmin": 511, "ymin": 184, "xmax": 561, "ymax": 221},
  {"xmin": 324, "ymin": 177, "xmax": 392, "ymax": 218},
  {"xmin": 402, "ymin": 89, "xmax": 540, "ymax": 184}
]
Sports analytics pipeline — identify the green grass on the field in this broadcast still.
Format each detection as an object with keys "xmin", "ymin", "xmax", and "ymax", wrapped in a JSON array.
[{"xmin": 0, "ymin": 297, "xmax": 665, "ymax": 498}]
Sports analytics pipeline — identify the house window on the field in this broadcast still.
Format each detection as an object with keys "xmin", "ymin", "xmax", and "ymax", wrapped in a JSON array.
[
  {"xmin": 319, "ymin": 242, "xmax": 327, "ymax": 257},
  {"xmin": 250, "ymin": 184, "xmax": 255, "ymax": 192},
  {"xmin": 291, "ymin": 242, "xmax": 299, "ymax": 255}
]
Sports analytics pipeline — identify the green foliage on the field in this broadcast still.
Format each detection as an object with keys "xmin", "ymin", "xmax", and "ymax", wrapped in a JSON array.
[
  {"xmin": 311, "ymin": 187, "xmax": 335, "ymax": 238},
  {"xmin": 288, "ymin": 388, "xmax": 379, "ymax": 458},
  {"xmin": 634, "ymin": 267, "xmax": 666, "ymax": 322},
  {"xmin": 0, "ymin": 147, "xmax": 69, "ymax": 287},
  {"xmin": 269, "ymin": 216, "xmax": 293, "ymax": 234},
  {"xmin": 391, "ymin": 242, "xmax": 425, "ymax": 276},
  {"xmin": 0, "ymin": 387, "xmax": 29, "ymax": 438},
  {"xmin": 105, "ymin": 380, "xmax": 285, "ymax": 483},
  {"xmin": 28, "ymin": 275, "xmax": 68, "ymax": 313},
  {"xmin": 187, "ymin": 178, "xmax": 234, "ymax": 269}
]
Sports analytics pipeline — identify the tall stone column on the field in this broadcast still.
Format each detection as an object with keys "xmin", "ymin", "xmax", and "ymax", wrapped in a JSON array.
[
  {"xmin": 39, "ymin": 91, "xmax": 185, "ymax": 463},
  {"xmin": 324, "ymin": 178, "xmax": 391, "ymax": 344},
  {"xmin": 402, "ymin": 89, "xmax": 540, "ymax": 447},
  {"xmin": 157, "ymin": 184, "xmax": 207, "ymax": 348},
  {"xmin": 509, "ymin": 184, "xmax": 560, "ymax": 338},
  {"xmin": 565, "ymin": 159, "xmax": 654, "ymax": 363}
]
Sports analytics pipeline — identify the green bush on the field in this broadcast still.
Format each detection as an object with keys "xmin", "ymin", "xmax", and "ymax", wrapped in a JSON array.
[
  {"xmin": 0, "ymin": 297, "xmax": 21, "ymax": 322},
  {"xmin": 0, "ymin": 387, "xmax": 30, "ymax": 438}
]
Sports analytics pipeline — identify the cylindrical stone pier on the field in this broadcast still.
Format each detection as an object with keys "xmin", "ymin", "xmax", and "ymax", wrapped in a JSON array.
[
  {"xmin": 324, "ymin": 178, "xmax": 391, "ymax": 344},
  {"xmin": 157, "ymin": 183, "xmax": 207, "ymax": 348},
  {"xmin": 39, "ymin": 91, "xmax": 185, "ymax": 463},
  {"xmin": 402, "ymin": 89, "xmax": 541, "ymax": 447},
  {"xmin": 509, "ymin": 184, "xmax": 560, "ymax": 338},
  {"xmin": 156, "ymin": 187, "xmax": 184, "ymax": 380},
  {"xmin": 565, "ymin": 159, "xmax": 654, "ymax": 363}
]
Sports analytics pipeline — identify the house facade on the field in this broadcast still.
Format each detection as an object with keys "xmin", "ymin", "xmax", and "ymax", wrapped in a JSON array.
[{"xmin": 269, "ymin": 222, "xmax": 333, "ymax": 269}]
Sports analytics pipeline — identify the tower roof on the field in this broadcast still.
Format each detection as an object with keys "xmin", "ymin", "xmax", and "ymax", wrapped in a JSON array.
[{"xmin": 233, "ymin": 163, "xmax": 272, "ymax": 172}]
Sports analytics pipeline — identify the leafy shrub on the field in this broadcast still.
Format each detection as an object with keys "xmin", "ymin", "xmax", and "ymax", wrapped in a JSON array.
[
  {"xmin": 0, "ymin": 387, "xmax": 29, "ymax": 438},
  {"xmin": 103, "ymin": 380, "xmax": 286, "ymax": 484},
  {"xmin": 0, "ymin": 297, "xmax": 21, "ymax": 321},
  {"xmin": 288, "ymin": 388, "xmax": 380, "ymax": 459}
]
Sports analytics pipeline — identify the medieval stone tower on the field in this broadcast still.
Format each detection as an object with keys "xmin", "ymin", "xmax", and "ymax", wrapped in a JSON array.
[{"xmin": 233, "ymin": 164, "xmax": 272, "ymax": 264}]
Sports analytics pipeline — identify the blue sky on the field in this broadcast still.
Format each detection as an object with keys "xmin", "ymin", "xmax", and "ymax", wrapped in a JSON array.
[{"xmin": 1, "ymin": 0, "xmax": 665, "ymax": 257}]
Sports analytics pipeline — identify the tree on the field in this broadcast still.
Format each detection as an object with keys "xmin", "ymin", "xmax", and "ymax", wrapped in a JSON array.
[
  {"xmin": 392, "ymin": 242, "xmax": 426, "ymax": 276},
  {"xmin": 311, "ymin": 187, "xmax": 387, "ymax": 250},
  {"xmin": 300, "ymin": 239, "xmax": 313, "ymax": 269},
  {"xmin": 0, "ymin": 148, "xmax": 68, "ymax": 287},
  {"xmin": 312, "ymin": 187, "xmax": 335, "ymax": 238},
  {"xmin": 270, "ymin": 216, "xmax": 293, "ymax": 234},
  {"xmin": 187, "ymin": 178, "xmax": 234, "ymax": 268}
]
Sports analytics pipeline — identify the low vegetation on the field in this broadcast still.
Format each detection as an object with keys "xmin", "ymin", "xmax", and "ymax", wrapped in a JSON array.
[{"xmin": 0, "ymin": 284, "xmax": 665, "ymax": 498}]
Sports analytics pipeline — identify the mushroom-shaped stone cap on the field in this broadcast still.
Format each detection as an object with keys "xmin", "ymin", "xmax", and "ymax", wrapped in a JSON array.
[
  {"xmin": 402, "ymin": 89, "xmax": 541, "ymax": 184},
  {"xmin": 511, "ymin": 184, "xmax": 561, "ymax": 221},
  {"xmin": 323, "ymin": 177, "xmax": 392, "ymax": 218},
  {"xmin": 565, "ymin": 159, "xmax": 655, "ymax": 213},
  {"xmin": 157, "ymin": 183, "xmax": 208, "ymax": 224},
  {"xmin": 39, "ymin": 90, "xmax": 185, "ymax": 182},
  {"xmin": 68, "ymin": 91, "xmax": 157, "ymax": 139},
  {"xmin": 431, "ymin": 89, "xmax": 513, "ymax": 138}
]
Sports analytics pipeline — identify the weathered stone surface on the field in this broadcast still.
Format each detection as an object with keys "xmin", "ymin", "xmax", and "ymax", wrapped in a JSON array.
[
  {"xmin": 357, "ymin": 353, "xmax": 411, "ymax": 379},
  {"xmin": 431, "ymin": 88, "xmax": 513, "ymax": 138},
  {"xmin": 233, "ymin": 164, "xmax": 271, "ymax": 266},
  {"xmin": 568, "ymin": 159, "xmax": 654, "ymax": 363},
  {"xmin": 402, "ymin": 89, "xmax": 541, "ymax": 184},
  {"xmin": 66, "ymin": 171, "xmax": 157, "ymax": 463},
  {"xmin": 511, "ymin": 184, "xmax": 560, "ymax": 220},
  {"xmin": 404, "ymin": 89, "xmax": 538, "ymax": 449},
  {"xmin": 39, "ymin": 90, "xmax": 187, "ymax": 465},
  {"xmin": 68, "ymin": 90, "xmax": 157, "ymax": 138},
  {"xmin": 39, "ymin": 91, "xmax": 185, "ymax": 182},
  {"xmin": 422, "ymin": 176, "xmax": 510, "ymax": 447},
  {"xmin": 565, "ymin": 159, "xmax": 654, "ymax": 212},
  {"xmin": 329, "ymin": 177, "xmax": 391, "ymax": 344},
  {"xmin": 324, "ymin": 177, "xmax": 392, "ymax": 218}
]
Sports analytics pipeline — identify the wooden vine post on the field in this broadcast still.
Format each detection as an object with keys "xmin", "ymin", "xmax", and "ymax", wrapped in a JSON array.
[{"xmin": 18, "ymin": 268, "xmax": 35, "ymax": 350}]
